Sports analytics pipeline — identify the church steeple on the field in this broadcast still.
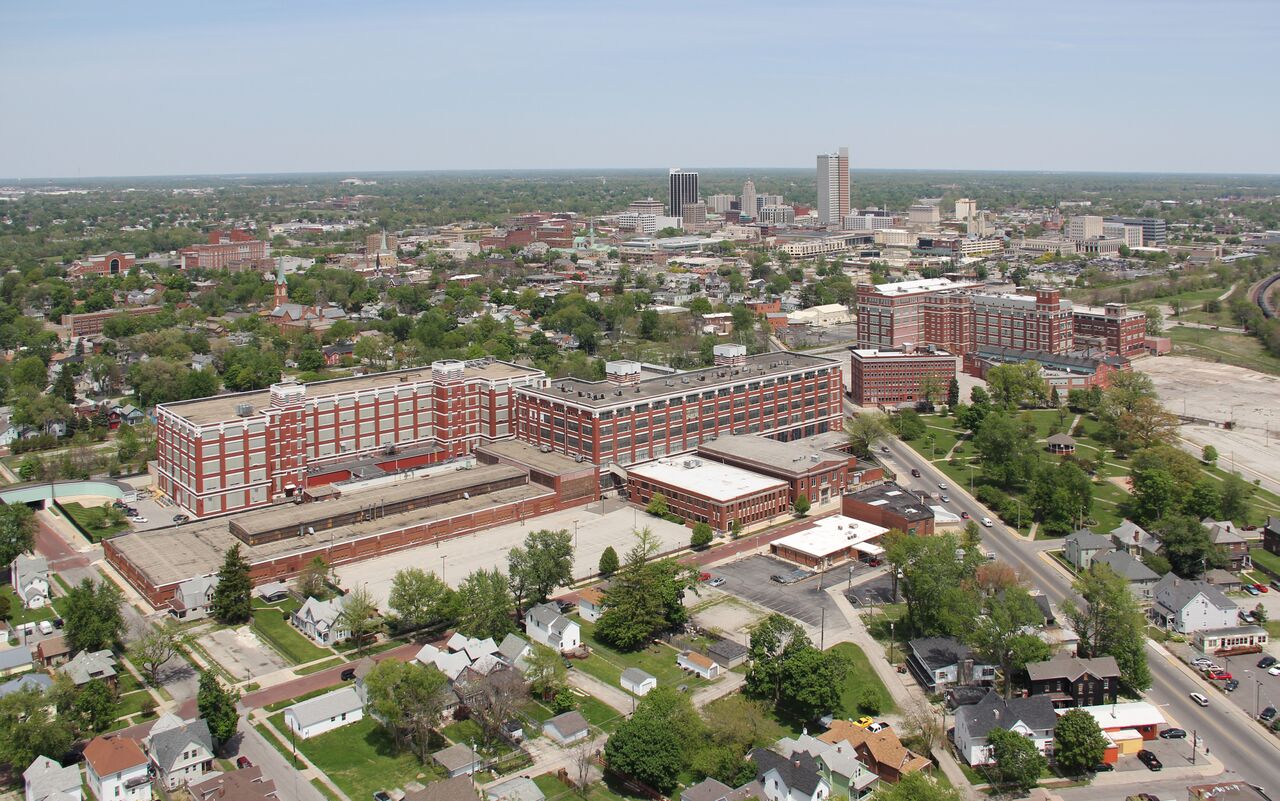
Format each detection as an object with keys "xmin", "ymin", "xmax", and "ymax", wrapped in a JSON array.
[{"xmin": 273, "ymin": 263, "xmax": 289, "ymax": 307}]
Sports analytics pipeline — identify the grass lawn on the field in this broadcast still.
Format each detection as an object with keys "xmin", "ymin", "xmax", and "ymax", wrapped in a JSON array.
[
  {"xmin": 534, "ymin": 773, "xmax": 650, "ymax": 801},
  {"xmin": 58, "ymin": 502, "xmax": 130, "ymax": 542},
  {"xmin": 296, "ymin": 657, "xmax": 346, "ymax": 676},
  {"xmin": 252, "ymin": 610, "xmax": 331, "ymax": 665},
  {"xmin": 573, "ymin": 691, "xmax": 626, "ymax": 733},
  {"xmin": 1251, "ymin": 549, "xmax": 1280, "ymax": 577},
  {"xmin": 441, "ymin": 719, "xmax": 484, "ymax": 746},
  {"xmin": 830, "ymin": 642, "xmax": 897, "ymax": 716},
  {"xmin": 116, "ymin": 690, "xmax": 155, "ymax": 719},
  {"xmin": 522, "ymin": 698, "xmax": 556, "ymax": 724},
  {"xmin": 1169, "ymin": 326, "xmax": 1280, "ymax": 378},
  {"xmin": 0, "ymin": 586, "xmax": 58, "ymax": 626},
  {"xmin": 310, "ymin": 779, "xmax": 342, "ymax": 801},
  {"xmin": 269, "ymin": 713, "xmax": 440, "ymax": 799},
  {"xmin": 253, "ymin": 595, "xmax": 302, "ymax": 615},
  {"xmin": 574, "ymin": 618, "xmax": 711, "ymax": 694}
]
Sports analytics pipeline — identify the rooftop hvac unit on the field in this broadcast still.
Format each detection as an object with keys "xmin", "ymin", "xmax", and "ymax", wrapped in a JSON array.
[
  {"xmin": 681, "ymin": 377, "xmax": 689, "ymax": 384},
  {"xmin": 683, "ymin": 459, "xmax": 702, "ymax": 469},
  {"xmin": 235, "ymin": 402, "xmax": 254, "ymax": 416}
]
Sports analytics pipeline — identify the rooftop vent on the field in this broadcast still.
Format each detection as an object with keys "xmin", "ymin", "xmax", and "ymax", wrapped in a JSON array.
[{"xmin": 235, "ymin": 402, "xmax": 254, "ymax": 416}]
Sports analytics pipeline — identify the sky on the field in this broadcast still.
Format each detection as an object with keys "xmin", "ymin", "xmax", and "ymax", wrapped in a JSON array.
[{"xmin": 2, "ymin": 0, "xmax": 1278, "ymax": 179}]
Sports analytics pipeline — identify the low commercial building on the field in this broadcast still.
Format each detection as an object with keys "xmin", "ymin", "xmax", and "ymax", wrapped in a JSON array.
[
  {"xmin": 842, "ymin": 482, "xmax": 934, "ymax": 536},
  {"xmin": 627, "ymin": 456, "xmax": 790, "ymax": 532},
  {"xmin": 962, "ymin": 346, "xmax": 1128, "ymax": 391},
  {"xmin": 696, "ymin": 434, "xmax": 857, "ymax": 505},
  {"xmin": 1195, "ymin": 625, "xmax": 1269, "ymax": 656},
  {"xmin": 769, "ymin": 515, "xmax": 887, "ymax": 569},
  {"xmin": 1066, "ymin": 702, "xmax": 1165, "ymax": 742},
  {"xmin": 64, "ymin": 306, "xmax": 163, "ymax": 337},
  {"xmin": 849, "ymin": 348, "xmax": 957, "ymax": 407}
]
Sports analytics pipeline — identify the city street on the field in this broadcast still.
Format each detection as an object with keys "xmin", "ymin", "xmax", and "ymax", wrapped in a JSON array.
[{"xmin": 876, "ymin": 426, "xmax": 1280, "ymax": 794}]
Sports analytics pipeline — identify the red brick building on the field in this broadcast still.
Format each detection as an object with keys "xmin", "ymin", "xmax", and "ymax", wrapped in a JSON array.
[
  {"xmin": 695, "ymin": 433, "xmax": 853, "ymax": 505},
  {"xmin": 842, "ymin": 482, "xmax": 935, "ymax": 536},
  {"xmin": 68, "ymin": 251, "xmax": 135, "ymax": 279},
  {"xmin": 922, "ymin": 293, "xmax": 973, "ymax": 355},
  {"xmin": 745, "ymin": 298, "xmax": 782, "ymax": 315},
  {"xmin": 64, "ymin": 305, "xmax": 163, "ymax": 336},
  {"xmin": 626, "ymin": 456, "xmax": 790, "ymax": 532},
  {"xmin": 516, "ymin": 345, "xmax": 844, "ymax": 468},
  {"xmin": 849, "ymin": 347, "xmax": 957, "ymax": 407},
  {"xmin": 962, "ymin": 347, "xmax": 1128, "ymax": 391},
  {"xmin": 855, "ymin": 278, "xmax": 975, "ymax": 350},
  {"xmin": 1072, "ymin": 303, "xmax": 1147, "ymax": 357},
  {"xmin": 971, "ymin": 289, "xmax": 1074, "ymax": 355},
  {"xmin": 179, "ymin": 229, "xmax": 271, "ymax": 271}
]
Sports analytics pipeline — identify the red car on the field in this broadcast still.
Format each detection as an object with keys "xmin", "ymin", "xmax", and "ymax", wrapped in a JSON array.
[
  {"xmin": 960, "ymin": 512, "xmax": 970, "ymax": 519},
  {"xmin": 236, "ymin": 757, "xmax": 253, "ymax": 769},
  {"xmin": 1206, "ymin": 670, "xmax": 1232, "ymax": 681},
  {"xmin": 1255, "ymin": 583, "xmax": 1269, "ymax": 593},
  {"xmin": 699, "ymin": 572, "xmax": 712, "ymax": 582}
]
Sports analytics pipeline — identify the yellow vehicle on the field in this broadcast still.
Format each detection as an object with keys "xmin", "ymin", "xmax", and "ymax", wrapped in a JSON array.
[{"xmin": 853, "ymin": 716, "xmax": 874, "ymax": 729}]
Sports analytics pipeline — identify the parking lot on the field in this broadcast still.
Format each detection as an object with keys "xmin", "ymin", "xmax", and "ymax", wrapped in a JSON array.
[
  {"xmin": 843, "ymin": 572, "xmax": 898, "ymax": 606},
  {"xmin": 709, "ymin": 554, "xmax": 861, "ymax": 635},
  {"xmin": 1111, "ymin": 733, "xmax": 1200, "ymax": 774}
]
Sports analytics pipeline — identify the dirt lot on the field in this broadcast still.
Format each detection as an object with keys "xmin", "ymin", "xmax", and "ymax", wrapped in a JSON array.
[
  {"xmin": 1136, "ymin": 356, "xmax": 1280, "ymax": 493},
  {"xmin": 196, "ymin": 623, "xmax": 288, "ymax": 680},
  {"xmin": 689, "ymin": 593, "xmax": 769, "ymax": 643}
]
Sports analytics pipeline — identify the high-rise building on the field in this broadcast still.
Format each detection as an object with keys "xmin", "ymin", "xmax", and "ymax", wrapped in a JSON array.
[
  {"xmin": 758, "ymin": 205, "xmax": 796, "ymax": 225},
  {"xmin": 955, "ymin": 198, "xmax": 977, "ymax": 222},
  {"xmin": 971, "ymin": 289, "xmax": 1074, "ymax": 355},
  {"xmin": 708, "ymin": 194, "xmax": 735, "ymax": 214},
  {"xmin": 1104, "ymin": 216, "xmax": 1167, "ymax": 246},
  {"xmin": 1066, "ymin": 215, "xmax": 1104, "ymax": 241},
  {"xmin": 682, "ymin": 200, "xmax": 708, "ymax": 230},
  {"xmin": 668, "ymin": 169, "xmax": 699, "ymax": 217},
  {"xmin": 816, "ymin": 147, "xmax": 850, "ymax": 227},
  {"xmin": 907, "ymin": 204, "xmax": 941, "ymax": 227},
  {"xmin": 741, "ymin": 179, "xmax": 757, "ymax": 221}
]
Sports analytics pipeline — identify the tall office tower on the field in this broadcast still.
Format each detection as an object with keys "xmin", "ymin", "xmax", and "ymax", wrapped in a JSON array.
[
  {"xmin": 741, "ymin": 179, "xmax": 757, "ymax": 221},
  {"xmin": 816, "ymin": 146, "xmax": 850, "ymax": 227},
  {"xmin": 708, "ymin": 194, "xmax": 736, "ymax": 214},
  {"xmin": 682, "ymin": 201, "xmax": 708, "ymax": 230},
  {"xmin": 668, "ymin": 169, "xmax": 699, "ymax": 217},
  {"xmin": 955, "ymin": 198, "xmax": 976, "ymax": 223}
]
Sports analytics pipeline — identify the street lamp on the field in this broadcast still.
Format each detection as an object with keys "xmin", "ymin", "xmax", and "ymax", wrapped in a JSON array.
[
  {"xmin": 440, "ymin": 554, "xmax": 447, "ymax": 583},
  {"xmin": 889, "ymin": 620, "xmax": 896, "ymax": 664}
]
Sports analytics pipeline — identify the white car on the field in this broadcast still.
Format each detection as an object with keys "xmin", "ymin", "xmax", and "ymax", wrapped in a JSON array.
[
  {"xmin": 1190, "ymin": 692, "xmax": 1209, "ymax": 707},
  {"xmin": 866, "ymin": 721, "xmax": 890, "ymax": 733},
  {"xmin": 1269, "ymin": 665, "xmax": 1280, "ymax": 677},
  {"xmin": 938, "ymin": 482, "xmax": 949, "ymax": 490},
  {"xmin": 130, "ymin": 516, "xmax": 148, "ymax": 524},
  {"xmin": 981, "ymin": 517, "xmax": 993, "ymax": 527},
  {"xmin": 1190, "ymin": 657, "xmax": 1214, "ymax": 668}
]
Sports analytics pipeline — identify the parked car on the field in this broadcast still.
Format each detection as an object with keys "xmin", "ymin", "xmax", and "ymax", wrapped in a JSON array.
[
  {"xmin": 1191, "ymin": 657, "xmax": 1214, "ymax": 668},
  {"xmin": 1206, "ymin": 670, "xmax": 1232, "ymax": 681},
  {"xmin": 1257, "ymin": 583, "xmax": 1270, "ymax": 593},
  {"xmin": 770, "ymin": 574, "xmax": 787, "ymax": 584},
  {"xmin": 981, "ymin": 517, "xmax": 993, "ymax": 527},
  {"xmin": 236, "ymin": 757, "xmax": 253, "ymax": 769},
  {"xmin": 866, "ymin": 722, "xmax": 890, "ymax": 733},
  {"xmin": 1271, "ymin": 579, "xmax": 1280, "ymax": 592},
  {"xmin": 38, "ymin": 620, "xmax": 53, "ymax": 635},
  {"xmin": 698, "ymin": 572, "xmax": 712, "ymax": 582},
  {"xmin": 707, "ymin": 577, "xmax": 725, "ymax": 587},
  {"xmin": 1261, "ymin": 707, "xmax": 1278, "ymax": 722},
  {"xmin": 1190, "ymin": 692, "xmax": 1209, "ymax": 707},
  {"xmin": 1137, "ymin": 750, "xmax": 1162, "ymax": 771},
  {"xmin": 129, "ymin": 516, "xmax": 148, "ymax": 524},
  {"xmin": 1269, "ymin": 665, "xmax": 1280, "ymax": 676},
  {"xmin": 374, "ymin": 792, "xmax": 392, "ymax": 801},
  {"xmin": 341, "ymin": 667, "xmax": 357, "ymax": 681},
  {"xmin": 1241, "ymin": 611, "xmax": 1258, "ymax": 623},
  {"xmin": 1159, "ymin": 728, "xmax": 1187, "ymax": 739},
  {"xmin": 172, "ymin": 514, "xmax": 189, "ymax": 524},
  {"xmin": 1258, "ymin": 656, "xmax": 1277, "ymax": 669},
  {"xmin": 852, "ymin": 716, "xmax": 874, "ymax": 729},
  {"xmin": 1245, "ymin": 585, "xmax": 1261, "ymax": 596},
  {"xmin": 1225, "ymin": 679, "xmax": 1240, "ymax": 692},
  {"xmin": 1091, "ymin": 762, "xmax": 1114, "ymax": 773}
]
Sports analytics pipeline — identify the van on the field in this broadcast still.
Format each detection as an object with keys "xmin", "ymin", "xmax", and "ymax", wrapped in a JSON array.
[
  {"xmin": 981, "ymin": 517, "xmax": 994, "ymax": 527},
  {"xmin": 1189, "ymin": 692, "xmax": 1209, "ymax": 707},
  {"xmin": 38, "ymin": 620, "xmax": 53, "ymax": 635}
]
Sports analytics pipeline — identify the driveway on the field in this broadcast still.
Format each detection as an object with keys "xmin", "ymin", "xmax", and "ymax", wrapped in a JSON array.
[{"xmin": 710, "ymin": 554, "xmax": 851, "ymax": 642}]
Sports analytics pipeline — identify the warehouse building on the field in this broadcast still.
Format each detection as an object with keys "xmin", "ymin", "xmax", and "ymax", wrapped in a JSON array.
[{"xmin": 625, "ymin": 456, "xmax": 790, "ymax": 533}]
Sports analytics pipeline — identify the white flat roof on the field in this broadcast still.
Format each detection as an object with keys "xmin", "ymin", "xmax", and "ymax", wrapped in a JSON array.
[
  {"xmin": 1064, "ymin": 702, "xmax": 1165, "ymax": 730},
  {"xmin": 628, "ymin": 457, "xmax": 786, "ymax": 502},
  {"xmin": 771, "ymin": 515, "xmax": 888, "ymax": 559}
]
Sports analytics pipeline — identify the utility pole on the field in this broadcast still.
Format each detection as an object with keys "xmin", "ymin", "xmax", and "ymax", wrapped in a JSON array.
[{"xmin": 820, "ymin": 607, "xmax": 826, "ymax": 651}]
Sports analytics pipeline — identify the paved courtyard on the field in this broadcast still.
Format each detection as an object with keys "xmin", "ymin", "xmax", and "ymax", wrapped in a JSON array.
[
  {"xmin": 336, "ymin": 498, "xmax": 693, "ymax": 609},
  {"xmin": 197, "ymin": 623, "xmax": 290, "ymax": 681}
]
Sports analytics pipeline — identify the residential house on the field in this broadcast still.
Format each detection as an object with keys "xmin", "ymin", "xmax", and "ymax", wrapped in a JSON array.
[
  {"xmin": 0, "ymin": 645, "xmax": 33, "ymax": 677},
  {"xmin": 1, "ymin": 673, "xmax": 53, "ymax": 698},
  {"xmin": 542, "ymin": 711, "xmax": 590, "ymax": 744},
  {"xmin": 59, "ymin": 650, "xmax": 117, "ymax": 687},
  {"xmin": 83, "ymin": 735, "xmax": 151, "ymax": 801},
  {"xmin": 1203, "ymin": 518, "xmax": 1251, "ymax": 571},
  {"xmin": 904, "ymin": 637, "xmax": 995, "ymax": 693},
  {"xmin": 818, "ymin": 721, "xmax": 931, "ymax": 783},
  {"xmin": 497, "ymin": 633, "xmax": 532, "ymax": 671},
  {"xmin": 404, "ymin": 776, "xmax": 480, "ymax": 801},
  {"xmin": 678, "ymin": 650, "xmax": 720, "ymax": 680},
  {"xmin": 36, "ymin": 635, "xmax": 70, "ymax": 668},
  {"xmin": 1263, "ymin": 516, "xmax": 1280, "ymax": 557},
  {"xmin": 415, "ymin": 643, "xmax": 473, "ymax": 681},
  {"xmin": 485, "ymin": 777, "xmax": 544, "ymax": 801},
  {"xmin": 1150, "ymin": 574, "xmax": 1239, "ymax": 634},
  {"xmin": 524, "ymin": 603, "xmax": 581, "ymax": 652},
  {"xmin": 432, "ymin": 743, "xmax": 483, "ymax": 778},
  {"xmin": 1091, "ymin": 551, "xmax": 1160, "ymax": 601},
  {"xmin": 146, "ymin": 716, "xmax": 214, "ymax": 789},
  {"xmin": 776, "ymin": 733, "xmax": 878, "ymax": 799},
  {"xmin": 11, "ymin": 554, "xmax": 51, "ymax": 608},
  {"xmin": 577, "ymin": 586, "xmax": 605, "ymax": 623},
  {"xmin": 169, "ymin": 575, "xmax": 217, "ymax": 621},
  {"xmin": 952, "ymin": 690, "xmax": 1057, "ymax": 766},
  {"xmin": 1064, "ymin": 529, "xmax": 1114, "ymax": 571},
  {"xmin": 621, "ymin": 668, "xmax": 657, "ymax": 696},
  {"xmin": 1025, "ymin": 655, "xmax": 1120, "ymax": 708},
  {"xmin": 24, "ymin": 756, "xmax": 82, "ymax": 801},
  {"xmin": 1110, "ymin": 521, "xmax": 1160, "ymax": 557},
  {"xmin": 291, "ymin": 597, "xmax": 349, "ymax": 646},
  {"xmin": 189, "ymin": 767, "xmax": 278, "ymax": 801},
  {"xmin": 284, "ymin": 686, "xmax": 364, "ymax": 739},
  {"xmin": 749, "ymin": 748, "xmax": 831, "ymax": 801},
  {"xmin": 680, "ymin": 779, "xmax": 736, "ymax": 801},
  {"xmin": 707, "ymin": 638, "xmax": 749, "ymax": 669},
  {"xmin": 1204, "ymin": 569, "xmax": 1243, "ymax": 592}
]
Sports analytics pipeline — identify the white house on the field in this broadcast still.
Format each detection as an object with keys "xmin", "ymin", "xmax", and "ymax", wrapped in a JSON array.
[
  {"xmin": 953, "ymin": 690, "xmax": 1057, "ymax": 766},
  {"xmin": 1063, "ymin": 530, "xmax": 1113, "ymax": 571},
  {"xmin": 291, "ymin": 597, "xmax": 349, "ymax": 645},
  {"xmin": 749, "ymin": 748, "xmax": 831, "ymax": 801},
  {"xmin": 1150, "ymin": 574, "xmax": 1239, "ymax": 634},
  {"xmin": 146, "ymin": 716, "xmax": 214, "ymax": 789},
  {"xmin": 678, "ymin": 650, "xmax": 720, "ymax": 680},
  {"xmin": 11, "ymin": 554, "xmax": 50, "ymax": 609},
  {"xmin": 24, "ymin": 756, "xmax": 82, "ymax": 801},
  {"xmin": 576, "ymin": 587, "xmax": 605, "ymax": 623},
  {"xmin": 524, "ymin": 603, "xmax": 581, "ymax": 652},
  {"xmin": 169, "ymin": 575, "xmax": 217, "ymax": 621},
  {"xmin": 284, "ymin": 686, "xmax": 364, "ymax": 739},
  {"xmin": 84, "ymin": 735, "xmax": 151, "ymax": 801},
  {"xmin": 621, "ymin": 667, "xmax": 657, "ymax": 696}
]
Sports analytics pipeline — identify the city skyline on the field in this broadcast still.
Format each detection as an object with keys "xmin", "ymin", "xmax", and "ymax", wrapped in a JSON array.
[{"xmin": 3, "ymin": 1, "xmax": 1279, "ymax": 178}]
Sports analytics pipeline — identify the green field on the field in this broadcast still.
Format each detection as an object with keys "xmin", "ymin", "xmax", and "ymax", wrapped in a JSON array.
[
  {"xmin": 533, "ymin": 773, "xmax": 648, "ymax": 801},
  {"xmin": 571, "ymin": 618, "xmax": 713, "ymax": 695},
  {"xmin": 59, "ymin": 501, "xmax": 130, "ymax": 541},
  {"xmin": 268, "ymin": 712, "xmax": 441, "ymax": 799},
  {"xmin": 831, "ymin": 642, "xmax": 897, "ymax": 716},
  {"xmin": 1169, "ymin": 326, "xmax": 1280, "ymax": 377},
  {"xmin": 252, "ymin": 609, "xmax": 332, "ymax": 665}
]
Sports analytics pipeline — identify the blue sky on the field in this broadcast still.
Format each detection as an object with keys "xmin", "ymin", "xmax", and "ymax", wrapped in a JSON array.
[{"xmin": 2, "ymin": 0, "xmax": 1277, "ymax": 178}]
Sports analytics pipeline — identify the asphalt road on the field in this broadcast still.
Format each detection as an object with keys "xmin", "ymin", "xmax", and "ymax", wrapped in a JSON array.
[{"xmin": 875, "ymin": 424, "xmax": 1280, "ymax": 796}]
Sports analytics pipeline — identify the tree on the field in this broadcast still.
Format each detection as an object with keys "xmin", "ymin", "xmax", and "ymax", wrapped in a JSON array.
[
  {"xmin": 0, "ymin": 504, "xmax": 36, "ymax": 567},
  {"xmin": 1130, "ymin": 468, "xmax": 1177, "ymax": 524},
  {"xmin": 467, "ymin": 668, "xmax": 530, "ymax": 745},
  {"xmin": 946, "ymin": 377, "xmax": 961, "ymax": 409},
  {"xmin": 700, "ymin": 694, "xmax": 770, "ymax": 783},
  {"xmin": 211, "ymin": 544, "xmax": 252, "ymax": 624},
  {"xmin": 986, "ymin": 727, "xmax": 1047, "ymax": 792},
  {"xmin": 1183, "ymin": 478, "xmax": 1222, "ymax": 519},
  {"xmin": 985, "ymin": 362, "xmax": 1045, "ymax": 409},
  {"xmin": 691, "ymin": 522, "xmax": 713, "ymax": 548},
  {"xmin": 1219, "ymin": 471, "xmax": 1254, "ymax": 522},
  {"xmin": 456, "ymin": 568, "xmax": 516, "ymax": 639},
  {"xmin": 0, "ymin": 687, "xmax": 75, "ymax": 771},
  {"xmin": 135, "ymin": 621, "xmax": 181, "ymax": 686},
  {"xmin": 1156, "ymin": 514, "xmax": 1225, "ymax": 578},
  {"xmin": 388, "ymin": 568, "xmax": 456, "ymax": 632},
  {"xmin": 871, "ymin": 772, "xmax": 962, "ymax": 801},
  {"xmin": 969, "ymin": 587, "xmax": 1051, "ymax": 697},
  {"xmin": 1062, "ymin": 564, "xmax": 1150, "ymax": 692},
  {"xmin": 745, "ymin": 614, "xmax": 812, "ymax": 703},
  {"xmin": 1028, "ymin": 461, "xmax": 1093, "ymax": 536},
  {"xmin": 884, "ymin": 530, "xmax": 982, "ymax": 638},
  {"xmin": 525, "ymin": 643, "xmax": 569, "ymax": 700},
  {"xmin": 901, "ymin": 697, "xmax": 945, "ymax": 755},
  {"xmin": 793, "ymin": 495, "xmax": 811, "ymax": 517},
  {"xmin": 338, "ymin": 586, "xmax": 382, "ymax": 653},
  {"xmin": 1054, "ymin": 708, "xmax": 1108, "ymax": 776},
  {"xmin": 892, "ymin": 409, "xmax": 927, "ymax": 441},
  {"xmin": 63, "ymin": 578, "xmax": 125, "ymax": 653},
  {"xmin": 918, "ymin": 374, "xmax": 944, "ymax": 409},
  {"xmin": 598, "ymin": 546, "xmax": 620, "ymax": 577},
  {"xmin": 596, "ymin": 528, "xmax": 700, "ymax": 651},
  {"xmin": 295, "ymin": 555, "xmax": 331, "ymax": 599},
  {"xmin": 507, "ymin": 528, "xmax": 575, "ymax": 611},
  {"xmin": 779, "ymin": 646, "xmax": 850, "ymax": 721},
  {"xmin": 605, "ymin": 687, "xmax": 702, "ymax": 794},
  {"xmin": 846, "ymin": 413, "xmax": 891, "ymax": 458},
  {"xmin": 1201, "ymin": 445, "xmax": 1219, "ymax": 465},
  {"xmin": 973, "ymin": 412, "xmax": 1038, "ymax": 489},
  {"xmin": 70, "ymin": 680, "xmax": 118, "ymax": 734},
  {"xmin": 646, "ymin": 492, "xmax": 669, "ymax": 517},
  {"xmin": 197, "ymin": 671, "xmax": 240, "ymax": 746},
  {"xmin": 362, "ymin": 659, "xmax": 448, "ymax": 761}
]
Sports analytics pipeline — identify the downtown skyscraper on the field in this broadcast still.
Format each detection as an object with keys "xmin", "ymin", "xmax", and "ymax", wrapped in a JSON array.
[
  {"xmin": 741, "ymin": 178, "xmax": 757, "ymax": 221},
  {"xmin": 816, "ymin": 147, "xmax": 850, "ymax": 227},
  {"xmin": 668, "ymin": 169, "xmax": 699, "ymax": 217}
]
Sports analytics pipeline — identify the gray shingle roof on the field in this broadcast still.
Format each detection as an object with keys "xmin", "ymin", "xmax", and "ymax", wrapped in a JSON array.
[
  {"xmin": 750, "ymin": 748, "xmax": 824, "ymax": 797},
  {"xmin": 1153, "ymin": 574, "xmax": 1236, "ymax": 614},
  {"xmin": 1066, "ymin": 529, "xmax": 1113, "ymax": 551},
  {"xmin": 150, "ymin": 719, "xmax": 213, "ymax": 773},
  {"xmin": 621, "ymin": 667, "xmax": 655, "ymax": 685},
  {"xmin": 1092, "ymin": 550, "xmax": 1160, "ymax": 582},
  {"xmin": 909, "ymin": 637, "xmax": 973, "ymax": 672},
  {"xmin": 0, "ymin": 646, "xmax": 34, "ymax": 673},
  {"xmin": 545, "ymin": 710, "xmax": 589, "ymax": 739},
  {"xmin": 1025, "ymin": 654, "xmax": 1120, "ymax": 683},
  {"xmin": 24, "ymin": 756, "xmax": 80, "ymax": 801},
  {"xmin": 285, "ymin": 686, "xmax": 362, "ymax": 729},
  {"xmin": 958, "ymin": 690, "xmax": 1057, "ymax": 739}
]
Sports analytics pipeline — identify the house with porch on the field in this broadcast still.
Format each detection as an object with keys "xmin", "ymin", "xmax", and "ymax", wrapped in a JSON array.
[{"xmin": 953, "ymin": 690, "xmax": 1057, "ymax": 766}]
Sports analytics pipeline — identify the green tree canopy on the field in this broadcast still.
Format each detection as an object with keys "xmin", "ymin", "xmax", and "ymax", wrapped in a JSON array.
[
  {"xmin": 211, "ymin": 544, "xmax": 252, "ymax": 624},
  {"xmin": 63, "ymin": 578, "xmax": 125, "ymax": 653},
  {"xmin": 455, "ymin": 568, "xmax": 516, "ymax": 640},
  {"xmin": 604, "ymin": 687, "xmax": 703, "ymax": 793},
  {"xmin": 1054, "ymin": 708, "xmax": 1108, "ymax": 776},
  {"xmin": 507, "ymin": 528, "xmax": 575, "ymax": 611},
  {"xmin": 388, "ymin": 567, "xmax": 457, "ymax": 632}
]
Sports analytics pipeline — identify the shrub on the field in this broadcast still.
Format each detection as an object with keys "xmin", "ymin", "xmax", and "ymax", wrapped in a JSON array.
[{"xmin": 856, "ymin": 686, "xmax": 885, "ymax": 715}]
